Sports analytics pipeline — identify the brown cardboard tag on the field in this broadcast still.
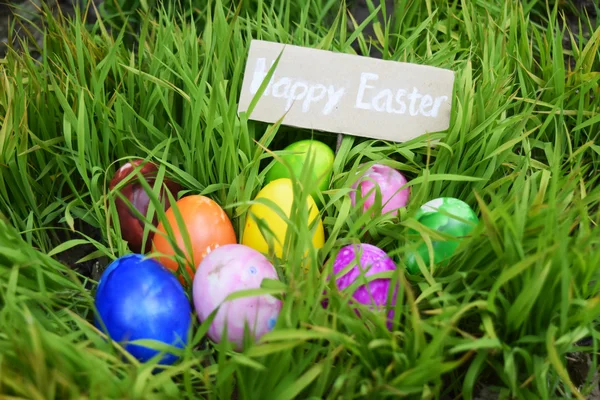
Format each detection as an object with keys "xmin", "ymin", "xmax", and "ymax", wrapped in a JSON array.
[{"xmin": 238, "ymin": 40, "xmax": 455, "ymax": 142}]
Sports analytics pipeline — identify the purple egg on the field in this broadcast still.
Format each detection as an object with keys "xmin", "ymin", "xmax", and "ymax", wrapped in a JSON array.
[
  {"xmin": 349, "ymin": 164, "xmax": 410, "ymax": 215},
  {"xmin": 328, "ymin": 243, "xmax": 398, "ymax": 329}
]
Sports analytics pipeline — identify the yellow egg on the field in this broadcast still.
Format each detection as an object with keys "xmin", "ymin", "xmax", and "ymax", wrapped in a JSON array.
[{"xmin": 242, "ymin": 178, "xmax": 325, "ymax": 261}]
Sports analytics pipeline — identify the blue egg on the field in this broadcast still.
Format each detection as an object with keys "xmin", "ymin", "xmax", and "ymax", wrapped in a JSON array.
[{"xmin": 94, "ymin": 254, "xmax": 192, "ymax": 365}]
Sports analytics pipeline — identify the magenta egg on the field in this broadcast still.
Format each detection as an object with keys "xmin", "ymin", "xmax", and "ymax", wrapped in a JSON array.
[
  {"xmin": 349, "ymin": 164, "xmax": 410, "ymax": 216},
  {"xmin": 328, "ymin": 243, "xmax": 399, "ymax": 329},
  {"xmin": 192, "ymin": 244, "xmax": 282, "ymax": 351}
]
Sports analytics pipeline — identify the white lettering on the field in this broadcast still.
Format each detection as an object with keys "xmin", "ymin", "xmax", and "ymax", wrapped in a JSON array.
[
  {"xmin": 285, "ymin": 81, "xmax": 309, "ymax": 111},
  {"xmin": 419, "ymin": 95, "xmax": 433, "ymax": 116},
  {"xmin": 407, "ymin": 87, "xmax": 423, "ymax": 116},
  {"xmin": 249, "ymin": 59, "xmax": 346, "ymax": 114},
  {"xmin": 393, "ymin": 89, "xmax": 407, "ymax": 114},
  {"xmin": 353, "ymin": 76, "xmax": 445, "ymax": 118},
  {"xmin": 372, "ymin": 89, "xmax": 392, "ymax": 112},
  {"xmin": 302, "ymin": 84, "xmax": 327, "ymax": 112},
  {"xmin": 355, "ymin": 72, "xmax": 378, "ymax": 110},
  {"xmin": 430, "ymin": 96, "xmax": 448, "ymax": 118},
  {"xmin": 249, "ymin": 58, "xmax": 275, "ymax": 95},
  {"xmin": 323, "ymin": 86, "xmax": 345, "ymax": 115},
  {"xmin": 272, "ymin": 78, "xmax": 291, "ymax": 98},
  {"xmin": 249, "ymin": 63, "xmax": 448, "ymax": 119}
]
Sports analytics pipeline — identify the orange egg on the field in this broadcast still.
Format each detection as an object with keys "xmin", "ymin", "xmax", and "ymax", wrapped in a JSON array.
[{"xmin": 151, "ymin": 195, "xmax": 237, "ymax": 283}]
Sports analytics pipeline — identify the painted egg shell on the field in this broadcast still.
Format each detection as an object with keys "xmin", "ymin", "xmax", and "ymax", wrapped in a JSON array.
[
  {"xmin": 94, "ymin": 254, "xmax": 192, "ymax": 365},
  {"xmin": 192, "ymin": 244, "xmax": 282, "ymax": 351},
  {"xmin": 152, "ymin": 195, "xmax": 237, "ymax": 283},
  {"xmin": 350, "ymin": 164, "xmax": 410, "ymax": 216},
  {"xmin": 242, "ymin": 178, "xmax": 325, "ymax": 261},
  {"xmin": 109, "ymin": 159, "xmax": 181, "ymax": 253},
  {"xmin": 405, "ymin": 197, "xmax": 479, "ymax": 274},
  {"xmin": 265, "ymin": 139, "xmax": 335, "ymax": 205},
  {"xmin": 329, "ymin": 243, "xmax": 398, "ymax": 329}
]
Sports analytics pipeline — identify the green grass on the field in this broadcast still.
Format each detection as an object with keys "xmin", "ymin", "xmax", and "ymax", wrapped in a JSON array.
[{"xmin": 1, "ymin": 0, "xmax": 600, "ymax": 398}]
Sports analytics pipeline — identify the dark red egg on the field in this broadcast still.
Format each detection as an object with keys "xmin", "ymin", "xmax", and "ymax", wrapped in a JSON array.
[{"xmin": 109, "ymin": 159, "xmax": 181, "ymax": 253}]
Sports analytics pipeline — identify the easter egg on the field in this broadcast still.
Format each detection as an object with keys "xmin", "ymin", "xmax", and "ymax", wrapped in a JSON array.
[
  {"xmin": 192, "ymin": 244, "xmax": 282, "ymax": 350},
  {"xmin": 94, "ymin": 254, "xmax": 192, "ymax": 365},
  {"xmin": 328, "ymin": 243, "xmax": 398, "ymax": 329},
  {"xmin": 405, "ymin": 197, "xmax": 479, "ymax": 274},
  {"xmin": 265, "ymin": 139, "xmax": 334, "ymax": 204},
  {"xmin": 349, "ymin": 163, "xmax": 410, "ymax": 216},
  {"xmin": 152, "ymin": 195, "xmax": 237, "ymax": 282},
  {"xmin": 241, "ymin": 178, "xmax": 325, "ymax": 261},
  {"xmin": 109, "ymin": 159, "xmax": 181, "ymax": 253}
]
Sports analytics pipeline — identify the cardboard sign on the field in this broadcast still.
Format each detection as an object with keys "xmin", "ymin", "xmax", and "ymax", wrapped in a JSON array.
[{"xmin": 237, "ymin": 40, "xmax": 455, "ymax": 142}]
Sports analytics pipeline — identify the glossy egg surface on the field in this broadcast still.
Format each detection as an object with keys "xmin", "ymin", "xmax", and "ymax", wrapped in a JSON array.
[
  {"xmin": 192, "ymin": 244, "xmax": 281, "ymax": 350},
  {"xmin": 152, "ymin": 195, "xmax": 237, "ymax": 282},
  {"xmin": 94, "ymin": 254, "xmax": 192, "ymax": 365},
  {"xmin": 349, "ymin": 163, "xmax": 410, "ymax": 216},
  {"xmin": 405, "ymin": 197, "xmax": 479, "ymax": 274},
  {"xmin": 265, "ymin": 139, "xmax": 334, "ymax": 203},
  {"xmin": 109, "ymin": 159, "xmax": 181, "ymax": 253},
  {"xmin": 329, "ymin": 243, "xmax": 398, "ymax": 329},
  {"xmin": 242, "ymin": 178, "xmax": 325, "ymax": 260}
]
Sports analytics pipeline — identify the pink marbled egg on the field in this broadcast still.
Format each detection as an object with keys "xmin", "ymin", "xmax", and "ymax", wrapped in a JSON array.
[
  {"xmin": 192, "ymin": 244, "xmax": 281, "ymax": 350},
  {"xmin": 349, "ymin": 164, "xmax": 410, "ymax": 216},
  {"xmin": 329, "ymin": 243, "xmax": 398, "ymax": 329}
]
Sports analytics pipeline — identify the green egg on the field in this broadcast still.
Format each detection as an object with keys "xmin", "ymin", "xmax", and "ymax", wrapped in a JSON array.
[
  {"xmin": 265, "ymin": 139, "xmax": 335, "ymax": 204},
  {"xmin": 405, "ymin": 197, "xmax": 479, "ymax": 274}
]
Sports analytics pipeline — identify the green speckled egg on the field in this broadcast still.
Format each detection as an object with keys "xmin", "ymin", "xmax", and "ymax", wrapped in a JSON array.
[{"xmin": 405, "ymin": 197, "xmax": 479, "ymax": 274}]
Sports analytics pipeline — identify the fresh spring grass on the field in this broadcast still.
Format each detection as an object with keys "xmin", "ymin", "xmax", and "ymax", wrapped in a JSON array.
[{"xmin": 1, "ymin": 0, "xmax": 600, "ymax": 398}]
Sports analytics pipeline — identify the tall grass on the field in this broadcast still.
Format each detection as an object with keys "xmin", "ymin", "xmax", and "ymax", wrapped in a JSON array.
[{"xmin": 1, "ymin": 0, "xmax": 599, "ymax": 398}]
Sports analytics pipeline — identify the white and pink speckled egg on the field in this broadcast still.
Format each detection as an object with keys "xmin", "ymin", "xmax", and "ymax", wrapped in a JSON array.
[
  {"xmin": 192, "ymin": 244, "xmax": 282, "ymax": 350},
  {"xmin": 349, "ymin": 163, "xmax": 410, "ymax": 216}
]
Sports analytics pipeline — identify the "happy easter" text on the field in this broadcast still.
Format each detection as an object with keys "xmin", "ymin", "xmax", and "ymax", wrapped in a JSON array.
[{"xmin": 248, "ymin": 58, "xmax": 448, "ymax": 118}]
